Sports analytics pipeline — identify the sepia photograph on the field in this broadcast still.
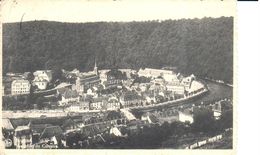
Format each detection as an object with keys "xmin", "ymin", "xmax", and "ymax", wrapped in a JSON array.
[{"xmin": 1, "ymin": 0, "xmax": 235, "ymax": 153}]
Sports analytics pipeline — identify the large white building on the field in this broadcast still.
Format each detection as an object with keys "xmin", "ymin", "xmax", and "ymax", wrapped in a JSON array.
[
  {"xmin": 138, "ymin": 68, "xmax": 176, "ymax": 79},
  {"xmin": 11, "ymin": 80, "xmax": 31, "ymax": 95}
]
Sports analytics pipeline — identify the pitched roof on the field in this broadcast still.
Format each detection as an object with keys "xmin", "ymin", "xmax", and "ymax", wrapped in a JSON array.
[
  {"xmin": 61, "ymin": 119, "xmax": 77, "ymax": 130},
  {"xmin": 2, "ymin": 119, "xmax": 14, "ymax": 130},
  {"xmin": 14, "ymin": 126, "xmax": 32, "ymax": 137},
  {"xmin": 121, "ymin": 91, "xmax": 143, "ymax": 101},
  {"xmin": 58, "ymin": 88, "xmax": 78, "ymax": 99},
  {"xmin": 81, "ymin": 124, "xmax": 101, "ymax": 137},
  {"xmin": 93, "ymin": 97, "xmax": 109, "ymax": 103},
  {"xmin": 39, "ymin": 126, "xmax": 63, "ymax": 139},
  {"xmin": 30, "ymin": 124, "xmax": 52, "ymax": 134},
  {"xmin": 10, "ymin": 118, "xmax": 30, "ymax": 129},
  {"xmin": 148, "ymin": 114, "xmax": 159, "ymax": 123},
  {"xmin": 55, "ymin": 82, "xmax": 72, "ymax": 89}
]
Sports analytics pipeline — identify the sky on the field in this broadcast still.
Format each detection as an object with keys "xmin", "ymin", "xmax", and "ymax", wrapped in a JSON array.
[{"xmin": 1, "ymin": 0, "xmax": 236, "ymax": 23}]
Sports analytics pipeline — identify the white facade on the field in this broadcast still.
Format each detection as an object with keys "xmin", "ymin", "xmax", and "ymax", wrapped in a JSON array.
[
  {"xmin": 110, "ymin": 127, "xmax": 122, "ymax": 137},
  {"xmin": 178, "ymin": 111, "xmax": 194, "ymax": 123},
  {"xmin": 33, "ymin": 70, "xmax": 52, "ymax": 82},
  {"xmin": 59, "ymin": 96, "xmax": 80, "ymax": 106},
  {"xmin": 33, "ymin": 79, "xmax": 48, "ymax": 90},
  {"xmin": 163, "ymin": 74, "xmax": 179, "ymax": 83},
  {"xmin": 138, "ymin": 68, "xmax": 174, "ymax": 78},
  {"xmin": 166, "ymin": 84, "xmax": 185, "ymax": 95},
  {"xmin": 13, "ymin": 126, "xmax": 32, "ymax": 149},
  {"xmin": 11, "ymin": 80, "xmax": 31, "ymax": 95},
  {"xmin": 187, "ymin": 80, "xmax": 205, "ymax": 93}
]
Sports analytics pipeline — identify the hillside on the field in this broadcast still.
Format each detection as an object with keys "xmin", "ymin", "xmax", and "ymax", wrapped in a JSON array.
[{"xmin": 2, "ymin": 17, "xmax": 233, "ymax": 83}]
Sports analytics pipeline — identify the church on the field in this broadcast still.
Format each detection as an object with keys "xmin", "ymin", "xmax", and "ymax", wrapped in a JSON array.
[{"xmin": 73, "ymin": 59, "xmax": 101, "ymax": 95}]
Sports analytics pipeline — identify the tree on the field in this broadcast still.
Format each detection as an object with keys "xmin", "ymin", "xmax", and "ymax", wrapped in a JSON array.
[
  {"xmin": 192, "ymin": 108, "xmax": 216, "ymax": 134},
  {"xmin": 35, "ymin": 96, "xmax": 46, "ymax": 110}
]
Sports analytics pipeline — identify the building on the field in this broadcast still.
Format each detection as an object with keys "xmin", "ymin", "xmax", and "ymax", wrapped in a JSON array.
[
  {"xmin": 165, "ymin": 83, "xmax": 185, "ymax": 95},
  {"xmin": 38, "ymin": 126, "xmax": 63, "ymax": 148},
  {"xmin": 13, "ymin": 125, "xmax": 33, "ymax": 149},
  {"xmin": 11, "ymin": 79, "xmax": 31, "ymax": 95},
  {"xmin": 109, "ymin": 127, "xmax": 123, "ymax": 137},
  {"xmin": 89, "ymin": 97, "xmax": 109, "ymax": 110},
  {"xmin": 120, "ymin": 91, "xmax": 144, "ymax": 108},
  {"xmin": 74, "ymin": 73, "xmax": 101, "ymax": 94},
  {"xmin": 163, "ymin": 73, "xmax": 180, "ymax": 84},
  {"xmin": 186, "ymin": 80, "xmax": 205, "ymax": 94},
  {"xmin": 141, "ymin": 113, "xmax": 160, "ymax": 124},
  {"xmin": 212, "ymin": 100, "xmax": 232, "ymax": 120},
  {"xmin": 181, "ymin": 74, "xmax": 195, "ymax": 90},
  {"xmin": 102, "ymin": 69, "xmax": 124, "ymax": 89},
  {"xmin": 178, "ymin": 109, "xmax": 194, "ymax": 124},
  {"xmin": 61, "ymin": 119, "xmax": 80, "ymax": 133},
  {"xmin": 73, "ymin": 60, "xmax": 101, "ymax": 94},
  {"xmin": 138, "ymin": 68, "xmax": 175, "ymax": 78},
  {"xmin": 57, "ymin": 88, "xmax": 79, "ymax": 106},
  {"xmin": 33, "ymin": 79, "xmax": 48, "ymax": 90},
  {"xmin": 107, "ymin": 97, "xmax": 120, "ymax": 110},
  {"xmin": 99, "ymin": 69, "xmax": 110, "ymax": 83},
  {"xmin": 33, "ymin": 70, "xmax": 52, "ymax": 82}
]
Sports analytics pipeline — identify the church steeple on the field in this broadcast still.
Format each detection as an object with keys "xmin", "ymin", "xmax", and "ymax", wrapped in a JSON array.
[{"xmin": 93, "ymin": 58, "xmax": 98, "ymax": 75}]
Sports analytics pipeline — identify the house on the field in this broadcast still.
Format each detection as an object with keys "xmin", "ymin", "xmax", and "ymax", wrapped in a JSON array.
[
  {"xmin": 89, "ymin": 97, "xmax": 109, "ymax": 110},
  {"xmin": 162, "ymin": 73, "xmax": 179, "ymax": 83},
  {"xmin": 38, "ymin": 126, "xmax": 63, "ymax": 148},
  {"xmin": 65, "ymin": 103, "xmax": 89, "ymax": 112},
  {"xmin": 29, "ymin": 123, "xmax": 52, "ymax": 144},
  {"xmin": 139, "ymin": 83, "xmax": 149, "ymax": 92},
  {"xmin": 110, "ymin": 126, "xmax": 122, "ymax": 137},
  {"xmin": 107, "ymin": 97, "xmax": 120, "ymax": 110},
  {"xmin": 2, "ymin": 118, "xmax": 14, "ymax": 131},
  {"xmin": 186, "ymin": 80, "xmax": 205, "ymax": 94},
  {"xmin": 120, "ymin": 91, "xmax": 144, "ymax": 108},
  {"xmin": 33, "ymin": 78, "xmax": 48, "ymax": 90},
  {"xmin": 152, "ymin": 76, "xmax": 165, "ymax": 85},
  {"xmin": 166, "ymin": 83, "xmax": 185, "ymax": 95},
  {"xmin": 11, "ymin": 79, "xmax": 31, "ymax": 95},
  {"xmin": 103, "ymin": 70, "xmax": 123, "ymax": 89},
  {"xmin": 81, "ymin": 124, "xmax": 103, "ymax": 138},
  {"xmin": 13, "ymin": 125, "xmax": 33, "ymax": 149},
  {"xmin": 33, "ymin": 70, "xmax": 52, "ymax": 82},
  {"xmin": 178, "ymin": 109, "xmax": 194, "ymax": 124},
  {"xmin": 99, "ymin": 69, "xmax": 110, "ymax": 83},
  {"xmin": 212, "ymin": 100, "xmax": 232, "ymax": 120},
  {"xmin": 86, "ymin": 87, "xmax": 99, "ymax": 97},
  {"xmin": 57, "ymin": 88, "xmax": 79, "ymax": 105},
  {"xmin": 141, "ymin": 113, "xmax": 160, "ymax": 124},
  {"xmin": 74, "ymin": 73, "xmax": 101, "ymax": 94},
  {"xmin": 61, "ymin": 119, "xmax": 79, "ymax": 133},
  {"xmin": 181, "ymin": 74, "xmax": 196, "ymax": 90}
]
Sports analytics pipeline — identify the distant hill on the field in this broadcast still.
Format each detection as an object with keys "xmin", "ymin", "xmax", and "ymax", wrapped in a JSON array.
[{"xmin": 2, "ymin": 17, "xmax": 233, "ymax": 83}]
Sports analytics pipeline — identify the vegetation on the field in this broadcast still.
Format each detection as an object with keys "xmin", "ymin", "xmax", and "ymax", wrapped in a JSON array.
[{"xmin": 3, "ymin": 17, "xmax": 233, "ymax": 83}]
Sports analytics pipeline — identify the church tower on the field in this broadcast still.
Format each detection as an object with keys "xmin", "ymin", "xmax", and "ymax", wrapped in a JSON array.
[{"xmin": 93, "ymin": 58, "xmax": 98, "ymax": 75}]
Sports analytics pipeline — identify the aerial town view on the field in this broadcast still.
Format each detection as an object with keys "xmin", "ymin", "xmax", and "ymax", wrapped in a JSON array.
[{"xmin": 1, "ymin": 1, "xmax": 233, "ymax": 150}]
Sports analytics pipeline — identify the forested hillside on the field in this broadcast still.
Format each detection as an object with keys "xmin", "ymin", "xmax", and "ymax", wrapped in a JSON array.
[{"xmin": 2, "ymin": 17, "xmax": 233, "ymax": 83}]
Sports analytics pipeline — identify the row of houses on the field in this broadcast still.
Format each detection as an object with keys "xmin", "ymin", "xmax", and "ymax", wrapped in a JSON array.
[{"xmin": 2, "ymin": 110, "xmax": 127, "ymax": 149}]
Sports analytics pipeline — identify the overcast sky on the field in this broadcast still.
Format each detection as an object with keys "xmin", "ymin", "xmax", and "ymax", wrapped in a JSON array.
[{"xmin": 1, "ymin": 0, "xmax": 235, "ymax": 23}]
